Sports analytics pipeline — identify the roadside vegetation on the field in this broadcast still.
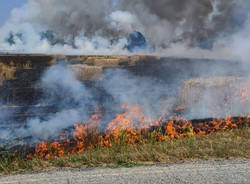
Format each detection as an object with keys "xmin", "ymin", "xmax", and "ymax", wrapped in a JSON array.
[{"xmin": 0, "ymin": 127, "xmax": 249, "ymax": 175}]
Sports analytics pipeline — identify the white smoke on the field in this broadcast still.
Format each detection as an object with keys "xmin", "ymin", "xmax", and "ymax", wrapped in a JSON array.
[
  {"xmin": 13, "ymin": 63, "xmax": 94, "ymax": 140},
  {"xmin": 108, "ymin": 11, "xmax": 140, "ymax": 34}
]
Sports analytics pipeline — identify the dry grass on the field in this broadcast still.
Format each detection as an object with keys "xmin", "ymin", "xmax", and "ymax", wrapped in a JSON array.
[{"xmin": 0, "ymin": 128, "xmax": 249, "ymax": 175}]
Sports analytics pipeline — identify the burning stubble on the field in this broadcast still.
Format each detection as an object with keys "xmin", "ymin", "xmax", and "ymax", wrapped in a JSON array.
[{"xmin": 0, "ymin": 59, "xmax": 249, "ymax": 154}]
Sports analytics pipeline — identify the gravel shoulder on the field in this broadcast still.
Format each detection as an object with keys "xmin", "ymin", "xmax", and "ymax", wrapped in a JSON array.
[{"xmin": 0, "ymin": 159, "xmax": 250, "ymax": 184}]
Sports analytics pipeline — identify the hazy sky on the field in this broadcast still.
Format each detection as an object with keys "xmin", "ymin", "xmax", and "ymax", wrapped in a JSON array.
[{"xmin": 0, "ymin": 0, "xmax": 27, "ymax": 26}]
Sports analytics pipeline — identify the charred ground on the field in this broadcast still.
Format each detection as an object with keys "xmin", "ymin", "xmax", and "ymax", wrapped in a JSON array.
[{"xmin": 0, "ymin": 54, "xmax": 248, "ymax": 122}]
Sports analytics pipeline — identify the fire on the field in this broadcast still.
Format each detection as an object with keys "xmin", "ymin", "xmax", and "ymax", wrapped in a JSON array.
[
  {"xmin": 29, "ymin": 103, "xmax": 250, "ymax": 159},
  {"xmin": 106, "ymin": 105, "xmax": 154, "ymax": 135}
]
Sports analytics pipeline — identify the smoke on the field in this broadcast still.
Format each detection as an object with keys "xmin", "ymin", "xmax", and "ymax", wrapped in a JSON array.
[
  {"xmin": 102, "ymin": 69, "xmax": 174, "ymax": 120},
  {"xmin": 11, "ymin": 63, "xmax": 95, "ymax": 141},
  {"xmin": 109, "ymin": 11, "xmax": 139, "ymax": 34},
  {"xmin": 38, "ymin": 63, "xmax": 92, "ymax": 109},
  {"xmin": 0, "ymin": 0, "xmax": 250, "ymax": 59}
]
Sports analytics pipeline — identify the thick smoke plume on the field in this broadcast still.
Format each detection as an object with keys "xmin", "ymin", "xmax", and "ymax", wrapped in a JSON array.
[{"xmin": 0, "ymin": 0, "xmax": 250, "ymax": 59}]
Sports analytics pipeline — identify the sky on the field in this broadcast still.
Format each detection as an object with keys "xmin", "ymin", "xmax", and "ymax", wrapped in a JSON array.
[{"xmin": 0, "ymin": 0, "xmax": 27, "ymax": 26}]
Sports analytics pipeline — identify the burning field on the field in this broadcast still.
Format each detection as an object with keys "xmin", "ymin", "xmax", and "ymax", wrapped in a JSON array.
[
  {"xmin": 0, "ymin": 0, "xmax": 250, "ymax": 177},
  {"xmin": 30, "ymin": 112, "xmax": 250, "ymax": 160},
  {"xmin": 0, "ymin": 55, "xmax": 249, "ymax": 165}
]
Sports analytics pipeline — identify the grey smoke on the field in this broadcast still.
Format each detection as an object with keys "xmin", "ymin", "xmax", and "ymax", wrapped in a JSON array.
[
  {"xmin": 23, "ymin": 0, "xmax": 245, "ymax": 45},
  {"xmin": 102, "ymin": 69, "xmax": 175, "ymax": 121},
  {"xmin": 15, "ymin": 63, "xmax": 94, "ymax": 141},
  {"xmin": 38, "ymin": 63, "xmax": 92, "ymax": 109},
  {"xmin": 0, "ymin": 0, "xmax": 250, "ymax": 59}
]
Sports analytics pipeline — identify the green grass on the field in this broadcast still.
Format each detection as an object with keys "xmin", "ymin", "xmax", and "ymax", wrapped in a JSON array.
[{"xmin": 0, "ymin": 128, "xmax": 249, "ymax": 175}]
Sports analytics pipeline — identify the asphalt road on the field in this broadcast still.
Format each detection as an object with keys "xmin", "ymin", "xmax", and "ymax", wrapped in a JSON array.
[{"xmin": 0, "ymin": 159, "xmax": 250, "ymax": 184}]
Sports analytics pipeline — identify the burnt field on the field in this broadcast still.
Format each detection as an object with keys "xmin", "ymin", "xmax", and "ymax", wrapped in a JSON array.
[{"xmin": 0, "ymin": 55, "xmax": 248, "ymax": 120}]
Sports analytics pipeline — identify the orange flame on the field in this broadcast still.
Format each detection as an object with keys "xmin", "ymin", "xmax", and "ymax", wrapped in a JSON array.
[{"xmin": 30, "ymin": 103, "xmax": 250, "ymax": 159}]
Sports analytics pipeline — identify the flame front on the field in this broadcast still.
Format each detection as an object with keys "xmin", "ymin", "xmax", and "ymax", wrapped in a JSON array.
[{"xmin": 30, "ymin": 102, "xmax": 250, "ymax": 159}]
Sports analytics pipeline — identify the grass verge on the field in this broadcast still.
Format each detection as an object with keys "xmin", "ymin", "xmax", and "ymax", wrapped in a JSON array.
[{"xmin": 0, "ymin": 128, "xmax": 249, "ymax": 175}]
